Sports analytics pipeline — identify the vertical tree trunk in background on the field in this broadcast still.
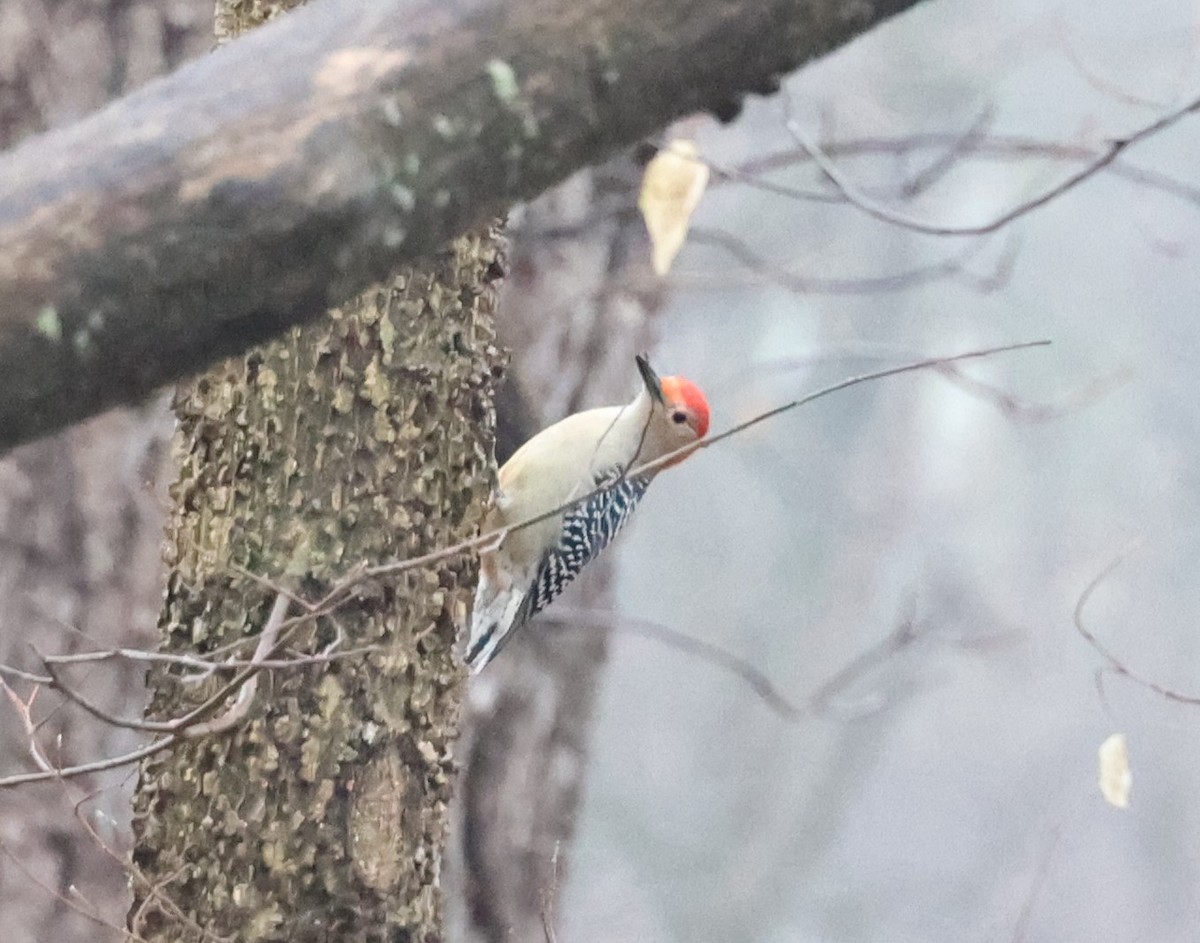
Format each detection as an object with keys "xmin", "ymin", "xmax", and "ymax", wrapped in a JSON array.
[
  {"xmin": 126, "ymin": 4, "xmax": 502, "ymax": 940},
  {"xmin": 0, "ymin": 5, "xmax": 209, "ymax": 943},
  {"xmin": 0, "ymin": 0, "xmax": 205, "ymax": 141},
  {"xmin": 448, "ymin": 155, "xmax": 667, "ymax": 943}
]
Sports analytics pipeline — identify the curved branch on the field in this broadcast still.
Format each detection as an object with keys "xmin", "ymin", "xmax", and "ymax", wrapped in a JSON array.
[
  {"xmin": 783, "ymin": 93, "xmax": 1200, "ymax": 236},
  {"xmin": 1073, "ymin": 543, "xmax": 1200, "ymax": 707}
]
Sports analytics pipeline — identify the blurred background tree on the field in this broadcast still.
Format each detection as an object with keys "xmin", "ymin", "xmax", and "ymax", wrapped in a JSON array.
[{"xmin": 0, "ymin": 5, "xmax": 207, "ymax": 940}]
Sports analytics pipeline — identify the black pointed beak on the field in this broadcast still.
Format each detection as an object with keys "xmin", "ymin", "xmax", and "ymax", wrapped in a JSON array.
[{"xmin": 636, "ymin": 354, "xmax": 665, "ymax": 405}]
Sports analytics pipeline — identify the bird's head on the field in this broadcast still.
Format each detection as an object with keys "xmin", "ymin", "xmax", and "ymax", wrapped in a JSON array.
[{"xmin": 636, "ymin": 354, "xmax": 710, "ymax": 465}]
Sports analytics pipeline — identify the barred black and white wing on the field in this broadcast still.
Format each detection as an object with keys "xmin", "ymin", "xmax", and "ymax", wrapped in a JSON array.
[
  {"xmin": 466, "ymin": 468, "xmax": 650, "ymax": 672},
  {"xmin": 524, "ymin": 469, "xmax": 650, "ymax": 619}
]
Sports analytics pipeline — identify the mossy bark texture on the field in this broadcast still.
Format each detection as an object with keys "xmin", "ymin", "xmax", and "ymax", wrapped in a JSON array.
[{"xmin": 129, "ymin": 226, "xmax": 502, "ymax": 942}]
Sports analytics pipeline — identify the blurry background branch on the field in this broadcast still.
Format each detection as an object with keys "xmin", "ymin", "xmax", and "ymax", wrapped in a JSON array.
[
  {"xmin": 782, "ymin": 92, "xmax": 1200, "ymax": 236},
  {"xmin": 0, "ymin": 0, "xmax": 923, "ymax": 451}
]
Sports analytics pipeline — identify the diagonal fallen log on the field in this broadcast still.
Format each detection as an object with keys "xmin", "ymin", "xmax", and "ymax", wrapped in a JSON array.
[{"xmin": 0, "ymin": 0, "xmax": 921, "ymax": 450}]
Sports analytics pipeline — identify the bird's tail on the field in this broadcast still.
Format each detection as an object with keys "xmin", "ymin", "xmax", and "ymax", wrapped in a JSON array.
[{"xmin": 465, "ymin": 575, "xmax": 533, "ymax": 673}]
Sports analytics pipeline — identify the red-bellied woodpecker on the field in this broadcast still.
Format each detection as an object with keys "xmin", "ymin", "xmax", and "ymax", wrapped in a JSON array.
[{"xmin": 466, "ymin": 355, "xmax": 710, "ymax": 672}]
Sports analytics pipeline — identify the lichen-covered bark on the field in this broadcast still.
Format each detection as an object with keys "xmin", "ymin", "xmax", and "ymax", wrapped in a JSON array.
[{"xmin": 129, "ymin": 228, "xmax": 502, "ymax": 942}]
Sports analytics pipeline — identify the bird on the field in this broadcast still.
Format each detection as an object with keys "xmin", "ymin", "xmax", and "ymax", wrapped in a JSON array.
[{"xmin": 466, "ymin": 354, "xmax": 710, "ymax": 672}]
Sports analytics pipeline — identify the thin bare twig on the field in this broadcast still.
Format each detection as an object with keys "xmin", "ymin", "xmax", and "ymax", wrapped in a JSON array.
[
  {"xmin": 736, "ymin": 134, "xmax": 1200, "ymax": 209},
  {"xmin": 1051, "ymin": 15, "xmax": 1197, "ymax": 111},
  {"xmin": 587, "ymin": 125, "xmax": 1200, "ymax": 236},
  {"xmin": 0, "ymin": 733, "xmax": 180, "ymax": 789},
  {"xmin": 0, "ymin": 837, "xmax": 148, "ymax": 943},
  {"xmin": 43, "ymin": 642, "xmax": 374, "ymax": 675},
  {"xmin": 553, "ymin": 600, "xmax": 1018, "ymax": 723},
  {"xmin": 784, "ymin": 92, "xmax": 1200, "ymax": 237},
  {"xmin": 645, "ymin": 137, "xmax": 841, "ymax": 205},
  {"xmin": 933, "ymin": 363, "xmax": 1133, "ymax": 423},
  {"xmin": 29, "ymin": 593, "xmax": 293, "ymax": 737},
  {"xmin": 1074, "ymin": 542, "xmax": 1200, "ymax": 706},
  {"xmin": 128, "ymin": 859, "xmax": 231, "ymax": 943},
  {"xmin": 317, "ymin": 340, "xmax": 1050, "ymax": 612},
  {"xmin": 1007, "ymin": 825, "xmax": 1061, "ymax": 943},
  {"xmin": 520, "ymin": 256, "xmax": 1016, "ymax": 310},
  {"xmin": 0, "ymin": 593, "xmax": 295, "ymax": 788},
  {"xmin": 548, "ymin": 606, "xmax": 804, "ymax": 721},
  {"xmin": 805, "ymin": 614, "xmax": 926, "ymax": 717},
  {"xmin": 0, "ymin": 608, "xmax": 368, "ymax": 754},
  {"xmin": 137, "ymin": 592, "xmax": 302, "ymax": 734},
  {"xmin": 686, "ymin": 225, "xmax": 1014, "ymax": 296},
  {"xmin": 0, "ymin": 661, "xmax": 53, "ymax": 685},
  {"xmin": 0, "ymin": 681, "xmax": 54, "ymax": 772},
  {"xmin": 185, "ymin": 592, "xmax": 289, "ymax": 737},
  {"xmin": 49, "ymin": 595, "xmax": 283, "ymax": 668},
  {"xmin": 896, "ymin": 107, "xmax": 995, "ymax": 199},
  {"xmin": 65, "ymin": 785, "xmax": 234, "ymax": 943},
  {"xmin": 758, "ymin": 347, "xmax": 1130, "ymax": 423}
]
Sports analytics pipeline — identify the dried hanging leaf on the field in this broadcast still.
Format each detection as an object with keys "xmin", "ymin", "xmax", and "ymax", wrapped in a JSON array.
[
  {"xmin": 1098, "ymin": 732, "xmax": 1131, "ymax": 808},
  {"xmin": 638, "ymin": 140, "xmax": 709, "ymax": 276}
]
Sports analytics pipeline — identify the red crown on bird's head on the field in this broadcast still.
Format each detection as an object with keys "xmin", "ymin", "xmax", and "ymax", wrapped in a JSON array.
[{"xmin": 661, "ymin": 375, "xmax": 710, "ymax": 438}]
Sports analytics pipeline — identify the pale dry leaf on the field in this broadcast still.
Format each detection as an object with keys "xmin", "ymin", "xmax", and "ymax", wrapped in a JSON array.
[
  {"xmin": 1098, "ymin": 732, "xmax": 1131, "ymax": 808},
  {"xmin": 638, "ymin": 140, "xmax": 710, "ymax": 275}
]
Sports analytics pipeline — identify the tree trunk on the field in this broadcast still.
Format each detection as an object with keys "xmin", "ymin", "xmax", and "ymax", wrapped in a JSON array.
[
  {"xmin": 129, "ymin": 227, "xmax": 502, "ymax": 940},
  {"xmin": 128, "ymin": 12, "xmax": 502, "ymax": 941}
]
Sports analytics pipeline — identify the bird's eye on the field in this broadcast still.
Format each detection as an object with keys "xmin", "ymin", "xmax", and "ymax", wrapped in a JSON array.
[{"xmin": 671, "ymin": 410, "xmax": 688, "ymax": 424}]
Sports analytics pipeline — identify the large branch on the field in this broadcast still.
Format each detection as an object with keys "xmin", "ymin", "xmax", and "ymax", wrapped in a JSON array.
[{"xmin": 0, "ymin": 0, "xmax": 921, "ymax": 450}]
